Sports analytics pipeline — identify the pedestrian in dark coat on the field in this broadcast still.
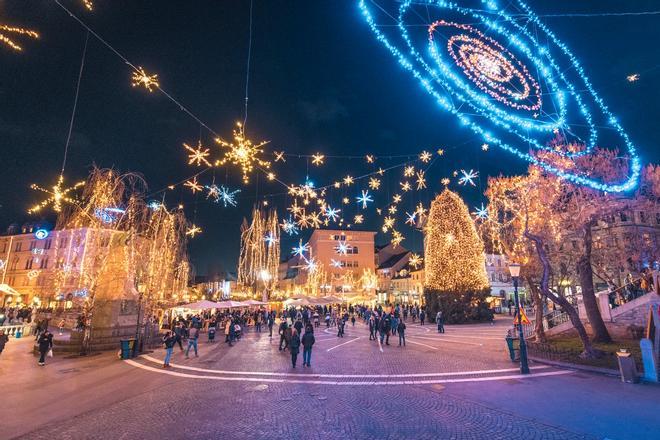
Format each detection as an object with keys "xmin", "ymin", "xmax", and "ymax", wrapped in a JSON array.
[
  {"xmin": 397, "ymin": 321, "xmax": 406, "ymax": 346},
  {"xmin": 289, "ymin": 329, "xmax": 301, "ymax": 368},
  {"xmin": 278, "ymin": 320, "xmax": 288, "ymax": 351},
  {"xmin": 301, "ymin": 327, "xmax": 315, "ymax": 367},
  {"xmin": 37, "ymin": 330, "xmax": 53, "ymax": 366},
  {"xmin": 0, "ymin": 330, "xmax": 8, "ymax": 356}
]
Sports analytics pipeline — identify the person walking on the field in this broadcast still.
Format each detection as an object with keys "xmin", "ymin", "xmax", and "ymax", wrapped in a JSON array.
[
  {"xmin": 419, "ymin": 309, "xmax": 426, "ymax": 326},
  {"xmin": 368, "ymin": 315, "xmax": 376, "ymax": 341},
  {"xmin": 224, "ymin": 319, "xmax": 232, "ymax": 344},
  {"xmin": 391, "ymin": 314, "xmax": 399, "ymax": 336},
  {"xmin": 278, "ymin": 319, "xmax": 288, "ymax": 351},
  {"xmin": 0, "ymin": 329, "xmax": 8, "ymax": 357},
  {"xmin": 294, "ymin": 319, "xmax": 303, "ymax": 336},
  {"xmin": 289, "ymin": 329, "xmax": 301, "ymax": 368},
  {"xmin": 301, "ymin": 326, "xmax": 315, "ymax": 367},
  {"xmin": 57, "ymin": 318, "xmax": 66, "ymax": 336},
  {"xmin": 397, "ymin": 320, "xmax": 406, "ymax": 346},
  {"xmin": 255, "ymin": 314, "xmax": 262, "ymax": 333},
  {"xmin": 337, "ymin": 317, "xmax": 345, "ymax": 338},
  {"xmin": 267, "ymin": 314, "xmax": 274, "ymax": 338},
  {"xmin": 436, "ymin": 311, "xmax": 445, "ymax": 333},
  {"xmin": 162, "ymin": 331, "xmax": 176, "ymax": 368},
  {"xmin": 37, "ymin": 329, "xmax": 53, "ymax": 366},
  {"xmin": 185, "ymin": 325, "xmax": 199, "ymax": 358}
]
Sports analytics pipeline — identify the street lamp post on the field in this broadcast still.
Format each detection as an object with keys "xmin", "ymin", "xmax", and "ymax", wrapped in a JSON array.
[{"xmin": 508, "ymin": 263, "xmax": 530, "ymax": 374}]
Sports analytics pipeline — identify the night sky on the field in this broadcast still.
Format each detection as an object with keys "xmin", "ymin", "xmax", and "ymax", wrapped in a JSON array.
[{"xmin": 1, "ymin": 0, "xmax": 659, "ymax": 275}]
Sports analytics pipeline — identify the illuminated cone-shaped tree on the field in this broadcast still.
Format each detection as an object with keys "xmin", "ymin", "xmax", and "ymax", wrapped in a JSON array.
[{"xmin": 424, "ymin": 189, "xmax": 491, "ymax": 323}]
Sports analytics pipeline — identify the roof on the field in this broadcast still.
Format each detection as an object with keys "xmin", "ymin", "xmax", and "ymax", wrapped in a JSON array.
[{"xmin": 377, "ymin": 252, "xmax": 410, "ymax": 270}]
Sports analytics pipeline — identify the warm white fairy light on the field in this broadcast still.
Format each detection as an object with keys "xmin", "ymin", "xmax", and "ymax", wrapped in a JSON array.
[
  {"xmin": 186, "ymin": 224, "xmax": 202, "ymax": 238},
  {"xmin": 368, "ymin": 177, "xmax": 381, "ymax": 190},
  {"xmin": 392, "ymin": 194, "xmax": 402, "ymax": 203},
  {"xmin": 343, "ymin": 175, "xmax": 354, "ymax": 186},
  {"xmin": 312, "ymin": 153, "xmax": 325, "ymax": 166},
  {"xmin": 215, "ymin": 122, "xmax": 271, "ymax": 184},
  {"xmin": 400, "ymin": 181, "xmax": 412, "ymax": 192},
  {"xmin": 274, "ymin": 151, "xmax": 286, "ymax": 162},
  {"xmin": 391, "ymin": 230, "xmax": 404, "ymax": 247},
  {"xmin": 131, "ymin": 67, "xmax": 159, "ymax": 92},
  {"xmin": 404, "ymin": 166, "xmax": 415, "ymax": 177},
  {"xmin": 0, "ymin": 23, "xmax": 39, "ymax": 52},
  {"xmin": 280, "ymin": 216, "xmax": 299, "ymax": 236},
  {"xmin": 184, "ymin": 177, "xmax": 203, "ymax": 194},
  {"xmin": 415, "ymin": 170, "xmax": 427, "ymax": 190},
  {"xmin": 366, "ymin": 155, "xmax": 375, "ymax": 163},
  {"xmin": 354, "ymin": 214, "xmax": 364, "ymax": 224},
  {"xmin": 324, "ymin": 206, "xmax": 341, "ymax": 222},
  {"xmin": 419, "ymin": 151, "xmax": 432, "ymax": 163},
  {"xmin": 409, "ymin": 253, "xmax": 423, "ymax": 269},
  {"xmin": 184, "ymin": 141, "xmax": 211, "ymax": 167},
  {"xmin": 28, "ymin": 175, "xmax": 85, "ymax": 214},
  {"xmin": 415, "ymin": 202, "xmax": 427, "ymax": 219},
  {"xmin": 627, "ymin": 74, "xmax": 640, "ymax": 83}
]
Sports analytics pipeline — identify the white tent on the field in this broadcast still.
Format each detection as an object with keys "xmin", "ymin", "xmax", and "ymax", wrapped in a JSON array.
[
  {"xmin": 216, "ymin": 300, "xmax": 249, "ymax": 309},
  {"xmin": 243, "ymin": 299, "xmax": 268, "ymax": 306},
  {"xmin": 177, "ymin": 300, "xmax": 218, "ymax": 310},
  {"xmin": 0, "ymin": 284, "xmax": 21, "ymax": 296}
]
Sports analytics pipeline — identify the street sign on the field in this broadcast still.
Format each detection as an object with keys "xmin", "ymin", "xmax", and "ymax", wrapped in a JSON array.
[{"xmin": 513, "ymin": 307, "xmax": 531, "ymax": 325}]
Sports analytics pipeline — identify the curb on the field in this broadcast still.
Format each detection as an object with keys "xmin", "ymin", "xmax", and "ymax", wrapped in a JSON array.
[{"xmin": 528, "ymin": 356, "xmax": 620, "ymax": 377}]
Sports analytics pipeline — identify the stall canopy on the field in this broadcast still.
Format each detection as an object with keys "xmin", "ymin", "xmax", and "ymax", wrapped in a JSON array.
[
  {"xmin": 322, "ymin": 295, "xmax": 346, "ymax": 303},
  {"xmin": 243, "ymin": 299, "xmax": 268, "ymax": 306},
  {"xmin": 215, "ymin": 300, "xmax": 249, "ymax": 309},
  {"xmin": 0, "ymin": 284, "xmax": 22, "ymax": 296},
  {"xmin": 177, "ymin": 300, "xmax": 218, "ymax": 310}
]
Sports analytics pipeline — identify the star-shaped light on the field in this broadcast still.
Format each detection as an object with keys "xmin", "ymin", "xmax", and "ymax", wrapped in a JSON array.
[
  {"xmin": 311, "ymin": 153, "xmax": 325, "ymax": 166},
  {"xmin": 419, "ymin": 151, "xmax": 432, "ymax": 163},
  {"xmin": 264, "ymin": 232, "xmax": 278, "ymax": 247},
  {"xmin": 186, "ymin": 224, "xmax": 202, "ymax": 238},
  {"xmin": 393, "ymin": 194, "xmax": 402, "ymax": 203},
  {"xmin": 441, "ymin": 178, "xmax": 451, "ymax": 186},
  {"xmin": 267, "ymin": 172, "xmax": 276, "ymax": 181},
  {"xmin": 391, "ymin": 230, "xmax": 404, "ymax": 248},
  {"xmin": 218, "ymin": 186, "xmax": 240, "ymax": 207},
  {"xmin": 288, "ymin": 200, "xmax": 303, "ymax": 216},
  {"xmin": 333, "ymin": 181, "xmax": 341, "ymax": 189},
  {"xmin": 184, "ymin": 177, "xmax": 203, "ymax": 194},
  {"xmin": 388, "ymin": 205, "xmax": 398, "ymax": 214},
  {"xmin": 324, "ymin": 206, "xmax": 341, "ymax": 222},
  {"xmin": 415, "ymin": 171, "xmax": 427, "ymax": 190},
  {"xmin": 292, "ymin": 240, "xmax": 309, "ymax": 257},
  {"xmin": 184, "ymin": 141, "xmax": 211, "ymax": 167},
  {"xmin": 304, "ymin": 257, "xmax": 318, "ymax": 273},
  {"xmin": 354, "ymin": 214, "xmax": 364, "ymax": 224},
  {"xmin": 414, "ymin": 202, "xmax": 427, "ymax": 219},
  {"xmin": 28, "ymin": 175, "xmax": 85, "ymax": 214},
  {"xmin": 131, "ymin": 67, "xmax": 159, "ymax": 92},
  {"xmin": 274, "ymin": 151, "xmax": 286, "ymax": 162},
  {"xmin": 366, "ymin": 177, "xmax": 381, "ymax": 192},
  {"xmin": 404, "ymin": 166, "xmax": 415, "ymax": 177},
  {"xmin": 356, "ymin": 190, "xmax": 374, "ymax": 209},
  {"xmin": 297, "ymin": 213, "xmax": 311, "ymax": 229},
  {"xmin": 458, "ymin": 169, "xmax": 479, "ymax": 186},
  {"xmin": 481, "ymin": 143, "xmax": 489, "ymax": 152},
  {"xmin": 0, "ymin": 23, "xmax": 39, "ymax": 52},
  {"xmin": 342, "ymin": 197, "xmax": 350, "ymax": 205},
  {"xmin": 82, "ymin": 0, "xmax": 93, "ymax": 10},
  {"xmin": 627, "ymin": 73, "xmax": 640, "ymax": 83},
  {"xmin": 472, "ymin": 203, "xmax": 489, "ymax": 220},
  {"xmin": 215, "ymin": 121, "xmax": 271, "ymax": 184},
  {"xmin": 405, "ymin": 212, "xmax": 417, "ymax": 226},
  {"xmin": 343, "ymin": 175, "xmax": 354, "ymax": 186},
  {"xmin": 206, "ymin": 184, "xmax": 221, "ymax": 202},
  {"xmin": 335, "ymin": 241, "xmax": 350, "ymax": 255},
  {"xmin": 366, "ymin": 155, "xmax": 375, "ymax": 163},
  {"xmin": 331, "ymin": 259, "xmax": 343, "ymax": 268},
  {"xmin": 280, "ymin": 217, "xmax": 300, "ymax": 236},
  {"xmin": 376, "ymin": 208, "xmax": 382, "ymax": 215},
  {"xmin": 400, "ymin": 181, "xmax": 412, "ymax": 192},
  {"xmin": 383, "ymin": 216, "xmax": 395, "ymax": 230},
  {"xmin": 377, "ymin": 168, "xmax": 385, "ymax": 175},
  {"xmin": 409, "ymin": 253, "xmax": 423, "ymax": 269},
  {"xmin": 308, "ymin": 211, "xmax": 323, "ymax": 228},
  {"xmin": 437, "ymin": 149, "xmax": 445, "ymax": 156}
]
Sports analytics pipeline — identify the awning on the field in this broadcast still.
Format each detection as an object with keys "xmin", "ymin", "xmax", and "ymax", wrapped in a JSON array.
[
  {"xmin": 176, "ymin": 300, "xmax": 219, "ymax": 310},
  {"xmin": 0, "ymin": 284, "xmax": 22, "ymax": 296},
  {"xmin": 215, "ymin": 300, "xmax": 249, "ymax": 309}
]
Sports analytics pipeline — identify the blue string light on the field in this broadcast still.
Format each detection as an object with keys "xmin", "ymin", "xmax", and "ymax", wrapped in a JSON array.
[{"xmin": 359, "ymin": 0, "xmax": 641, "ymax": 192}]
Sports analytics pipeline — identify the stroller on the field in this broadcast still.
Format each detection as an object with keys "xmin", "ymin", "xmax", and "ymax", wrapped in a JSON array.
[
  {"xmin": 234, "ymin": 323, "xmax": 242, "ymax": 340},
  {"xmin": 208, "ymin": 326, "xmax": 216, "ymax": 342}
]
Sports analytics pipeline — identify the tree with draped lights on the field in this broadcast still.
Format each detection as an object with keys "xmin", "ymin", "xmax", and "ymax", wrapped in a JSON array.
[
  {"xmin": 423, "ymin": 189, "xmax": 491, "ymax": 323},
  {"xmin": 238, "ymin": 207, "xmax": 280, "ymax": 300}
]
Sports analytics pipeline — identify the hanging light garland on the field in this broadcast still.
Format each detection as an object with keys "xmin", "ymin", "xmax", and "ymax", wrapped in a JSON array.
[{"xmin": 0, "ymin": 23, "xmax": 39, "ymax": 52}]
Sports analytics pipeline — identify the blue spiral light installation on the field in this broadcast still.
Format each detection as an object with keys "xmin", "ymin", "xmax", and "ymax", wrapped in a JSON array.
[{"xmin": 359, "ymin": 0, "xmax": 641, "ymax": 192}]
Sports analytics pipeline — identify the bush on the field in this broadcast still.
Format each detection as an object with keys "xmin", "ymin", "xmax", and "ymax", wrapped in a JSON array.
[{"xmin": 424, "ymin": 288, "xmax": 493, "ymax": 324}]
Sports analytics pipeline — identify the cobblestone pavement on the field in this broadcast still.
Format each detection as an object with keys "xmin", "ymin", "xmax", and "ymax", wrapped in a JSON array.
[{"xmin": 2, "ymin": 318, "xmax": 659, "ymax": 439}]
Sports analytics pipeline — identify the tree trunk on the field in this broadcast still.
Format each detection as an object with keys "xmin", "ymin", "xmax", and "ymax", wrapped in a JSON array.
[
  {"xmin": 577, "ymin": 222, "xmax": 612, "ymax": 343},
  {"xmin": 524, "ymin": 230, "xmax": 598, "ymax": 358},
  {"xmin": 525, "ymin": 276, "xmax": 546, "ymax": 343}
]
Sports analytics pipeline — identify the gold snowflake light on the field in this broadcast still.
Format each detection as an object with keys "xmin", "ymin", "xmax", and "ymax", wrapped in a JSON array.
[
  {"xmin": 82, "ymin": 0, "xmax": 93, "ymax": 10},
  {"xmin": 274, "ymin": 151, "xmax": 286, "ymax": 162},
  {"xmin": 343, "ymin": 175, "xmax": 354, "ymax": 186},
  {"xmin": 312, "ymin": 153, "xmax": 325, "ymax": 166},
  {"xmin": 186, "ymin": 224, "xmax": 202, "ymax": 238},
  {"xmin": 369, "ymin": 177, "xmax": 381, "ymax": 190},
  {"xmin": 404, "ymin": 166, "xmax": 415, "ymax": 177},
  {"xmin": 184, "ymin": 177, "xmax": 203, "ymax": 194},
  {"xmin": 184, "ymin": 141, "xmax": 211, "ymax": 167},
  {"xmin": 131, "ymin": 67, "xmax": 159, "ymax": 92},
  {"xmin": 409, "ymin": 253, "xmax": 423, "ymax": 268},
  {"xmin": 0, "ymin": 24, "xmax": 39, "ymax": 52},
  {"xmin": 354, "ymin": 214, "xmax": 364, "ymax": 224},
  {"xmin": 215, "ymin": 122, "xmax": 270, "ymax": 184},
  {"xmin": 419, "ymin": 151, "xmax": 432, "ymax": 163},
  {"xmin": 28, "ymin": 175, "xmax": 85, "ymax": 214},
  {"xmin": 415, "ymin": 171, "xmax": 427, "ymax": 190},
  {"xmin": 391, "ymin": 230, "xmax": 404, "ymax": 248}
]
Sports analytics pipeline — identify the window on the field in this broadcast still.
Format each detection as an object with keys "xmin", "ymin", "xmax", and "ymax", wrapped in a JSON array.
[
  {"xmin": 7, "ymin": 276, "xmax": 15, "ymax": 285},
  {"xmin": 40, "ymin": 258, "xmax": 48, "ymax": 269},
  {"xmin": 44, "ymin": 239, "xmax": 52, "ymax": 250},
  {"xmin": 9, "ymin": 258, "xmax": 18, "ymax": 271},
  {"xmin": 25, "ymin": 258, "xmax": 33, "ymax": 270},
  {"xmin": 14, "ymin": 242, "xmax": 22, "ymax": 252},
  {"xmin": 332, "ymin": 234, "xmax": 346, "ymax": 241},
  {"xmin": 620, "ymin": 211, "xmax": 628, "ymax": 222},
  {"xmin": 491, "ymin": 273, "xmax": 496, "ymax": 282},
  {"xmin": 29, "ymin": 240, "xmax": 37, "ymax": 251},
  {"xmin": 640, "ymin": 212, "xmax": 647, "ymax": 223},
  {"xmin": 347, "ymin": 246, "xmax": 359, "ymax": 254},
  {"xmin": 59, "ymin": 237, "xmax": 67, "ymax": 248}
]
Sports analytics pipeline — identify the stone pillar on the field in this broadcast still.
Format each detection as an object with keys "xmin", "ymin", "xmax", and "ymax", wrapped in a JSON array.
[{"xmin": 596, "ymin": 290, "xmax": 612, "ymax": 322}]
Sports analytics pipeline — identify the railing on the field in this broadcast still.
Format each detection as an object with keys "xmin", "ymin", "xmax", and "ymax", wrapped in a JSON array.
[
  {"xmin": 0, "ymin": 324, "xmax": 32, "ymax": 338},
  {"xmin": 544, "ymin": 310, "xmax": 570, "ymax": 330}
]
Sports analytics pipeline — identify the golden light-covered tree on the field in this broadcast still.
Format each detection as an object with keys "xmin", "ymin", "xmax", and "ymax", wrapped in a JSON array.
[
  {"xmin": 424, "ymin": 189, "xmax": 491, "ymax": 323},
  {"xmin": 424, "ymin": 189, "xmax": 489, "ymax": 292}
]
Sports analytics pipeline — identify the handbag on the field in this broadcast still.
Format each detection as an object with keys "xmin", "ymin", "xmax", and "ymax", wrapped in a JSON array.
[{"xmin": 47, "ymin": 348, "xmax": 53, "ymax": 358}]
